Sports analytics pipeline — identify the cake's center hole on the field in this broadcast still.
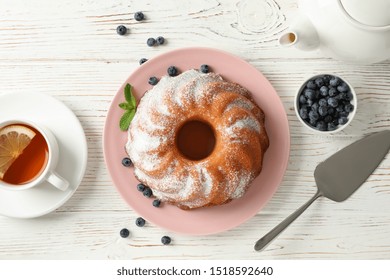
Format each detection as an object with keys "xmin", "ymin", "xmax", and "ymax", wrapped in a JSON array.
[{"xmin": 176, "ymin": 120, "xmax": 216, "ymax": 161}]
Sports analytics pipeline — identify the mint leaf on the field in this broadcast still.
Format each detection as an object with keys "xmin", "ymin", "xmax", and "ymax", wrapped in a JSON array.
[
  {"xmin": 119, "ymin": 102, "xmax": 133, "ymax": 110},
  {"xmin": 119, "ymin": 83, "xmax": 137, "ymax": 131},
  {"xmin": 124, "ymin": 84, "xmax": 136, "ymax": 107},
  {"xmin": 119, "ymin": 110, "xmax": 132, "ymax": 131}
]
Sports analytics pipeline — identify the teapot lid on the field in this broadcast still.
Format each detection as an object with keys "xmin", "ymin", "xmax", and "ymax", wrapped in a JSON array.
[{"xmin": 339, "ymin": 0, "xmax": 390, "ymax": 27}]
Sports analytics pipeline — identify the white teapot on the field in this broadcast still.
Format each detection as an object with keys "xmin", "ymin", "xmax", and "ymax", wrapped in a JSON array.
[{"xmin": 279, "ymin": 0, "xmax": 390, "ymax": 64}]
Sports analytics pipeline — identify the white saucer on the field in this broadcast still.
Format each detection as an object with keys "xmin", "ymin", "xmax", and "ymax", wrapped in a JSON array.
[{"xmin": 0, "ymin": 92, "xmax": 88, "ymax": 218}]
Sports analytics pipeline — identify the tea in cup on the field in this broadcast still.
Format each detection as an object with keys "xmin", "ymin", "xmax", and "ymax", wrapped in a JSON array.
[{"xmin": 0, "ymin": 119, "xmax": 68, "ymax": 191}]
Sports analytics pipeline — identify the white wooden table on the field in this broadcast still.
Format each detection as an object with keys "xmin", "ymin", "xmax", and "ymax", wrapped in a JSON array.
[{"xmin": 1, "ymin": 0, "xmax": 389, "ymax": 260}]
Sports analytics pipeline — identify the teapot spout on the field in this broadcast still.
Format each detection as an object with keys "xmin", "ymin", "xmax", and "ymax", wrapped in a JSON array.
[{"xmin": 279, "ymin": 14, "xmax": 320, "ymax": 51}]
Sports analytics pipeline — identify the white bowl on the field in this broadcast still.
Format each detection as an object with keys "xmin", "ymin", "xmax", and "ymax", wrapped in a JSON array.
[{"xmin": 295, "ymin": 74, "xmax": 357, "ymax": 134}]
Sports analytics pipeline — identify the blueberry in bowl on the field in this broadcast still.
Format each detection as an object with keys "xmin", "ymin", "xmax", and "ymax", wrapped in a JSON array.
[{"xmin": 295, "ymin": 74, "xmax": 357, "ymax": 133}]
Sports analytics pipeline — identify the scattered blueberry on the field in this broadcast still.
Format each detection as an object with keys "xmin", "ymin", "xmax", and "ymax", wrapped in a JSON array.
[
  {"xmin": 116, "ymin": 25, "xmax": 127, "ymax": 36},
  {"xmin": 137, "ymin": 183, "xmax": 146, "ymax": 192},
  {"xmin": 161, "ymin": 236, "xmax": 171, "ymax": 245},
  {"xmin": 297, "ymin": 74, "xmax": 354, "ymax": 131},
  {"xmin": 143, "ymin": 187, "xmax": 153, "ymax": 197},
  {"xmin": 122, "ymin": 157, "xmax": 132, "ymax": 167},
  {"xmin": 139, "ymin": 58, "xmax": 148, "ymax": 65},
  {"xmin": 148, "ymin": 76, "xmax": 159, "ymax": 85},
  {"xmin": 152, "ymin": 199, "xmax": 161, "ymax": 207},
  {"xmin": 200, "ymin": 64, "xmax": 210, "ymax": 73},
  {"xmin": 134, "ymin": 11, "xmax": 145, "ymax": 21},
  {"xmin": 135, "ymin": 217, "xmax": 146, "ymax": 227},
  {"xmin": 147, "ymin": 37, "xmax": 156, "ymax": 47},
  {"xmin": 120, "ymin": 228, "xmax": 130, "ymax": 238},
  {"xmin": 167, "ymin": 66, "xmax": 178, "ymax": 76},
  {"xmin": 156, "ymin": 36, "xmax": 165, "ymax": 45}
]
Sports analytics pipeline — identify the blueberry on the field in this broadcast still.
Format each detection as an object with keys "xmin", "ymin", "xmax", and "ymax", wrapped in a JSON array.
[
  {"xmin": 337, "ymin": 83, "xmax": 349, "ymax": 93},
  {"xmin": 200, "ymin": 64, "xmax": 210, "ymax": 73},
  {"xmin": 135, "ymin": 217, "xmax": 146, "ymax": 227},
  {"xmin": 306, "ymin": 80, "xmax": 317, "ymax": 89},
  {"xmin": 167, "ymin": 66, "xmax": 178, "ymax": 76},
  {"xmin": 339, "ymin": 111, "xmax": 349, "ymax": 117},
  {"xmin": 315, "ymin": 77, "xmax": 325, "ymax": 88},
  {"xmin": 338, "ymin": 117, "xmax": 348, "ymax": 125},
  {"xmin": 152, "ymin": 199, "xmax": 161, "ymax": 207},
  {"xmin": 134, "ymin": 11, "xmax": 145, "ymax": 21},
  {"xmin": 309, "ymin": 118, "xmax": 318, "ymax": 127},
  {"xmin": 137, "ymin": 183, "xmax": 146, "ymax": 192},
  {"xmin": 156, "ymin": 36, "xmax": 165, "ymax": 45},
  {"xmin": 161, "ymin": 236, "xmax": 171, "ymax": 245},
  {"xmin": 304, "ymin": 89, "xmax": 316, "ymax": 100},
  {"xmin": 116, "ymin": 25, "xmax": 127, "ymax": 36},
  {"xmin": 147, "ymin": 37, "xmax": 156, "ymax": 47},
  {"xmin": 311, "ymin": 102, "xmax": 319, "ymax": 113},
  {"xmin": 328, "ymin": 122, "xmax": 337, "ymax": 131},
  {"xmin": 299, "ymin": 107, "xmax": 308, "ymax": 119},
  {"xmin": 346, "ymin": 92, "xmax": 354, "ymax": 101},
  {"xmin": 327, "ymin": 107, "xmax": 335, "ymax": 116},
  {"xmin": 299, "ymin": 94, "xmax": 307, "ymax": 104},
  {"xmin": 319, "ymin": 98, "xmax": 327, "ymax": 106},
  {"xmin": 148, "ymin": 76, "xmax": 159, "ymax": 85},
  {"xmin": 143, "ymin": 187, "xmax": 153, "ymax": 197},
  {"xmin": 327, "ymin": 98, "xmax": 338, "ymax": 108},
  {"xmin": 324, "ymin": 115, "xmax": 333, "ymax": 123},
  {"xmin": 318, "ymin": 106, "xmax": 328, "ymax": 117},
  {"xmin": 316, "ymin": 121, "xmax": 327, "ymax": 131},
  {"xmin": 307, "ymin": 99, "xmax": 314, "ymax": 106},
  {"xmin": 122, "ymin": 157, "xmax": 132, "ymax": 167},
  {"xmin": 319, "ymin": 86, "xmax": 329, "ymax": 97},
  {"xmin": 323, "ymin": 75, "xmax": 331, "ymax": 84},
  {"xmin": 328, "ymin": 87, "xmax": 337, "ymax": 97},
  {"xmin": 309, "ymin": 110, "xmax": 319, "ymax": 121},
  {"xmin": 139, "ymin": 58, "xmax": 148, "ymax": 65},
  {"xmin": 336, "ymin": 92, "xmax": 348, "ymax": 101},
  {"xmin": 345, "ymin": 103, "xmax": 354, "ymax": 113},
  {"xmin": 120, "ymin": 228, "xmax": 130, "ymax": 238},
  {"xmin": 329, "ymin": 77, "xmax": 341, "ymax": 87},
  {"xmin": 336, "ymin": 105, "xmax": 344, "ymax": 112}
]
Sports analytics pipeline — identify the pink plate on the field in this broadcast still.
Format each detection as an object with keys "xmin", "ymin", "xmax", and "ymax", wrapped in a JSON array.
[{"xmin": 103, "ymin": 47, "xmax": 290, "ymax": 235}]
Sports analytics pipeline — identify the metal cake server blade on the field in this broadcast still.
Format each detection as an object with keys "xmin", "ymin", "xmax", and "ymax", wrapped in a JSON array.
[{"xmin": 254, "ymin": 130, "xmax": 390, "ymax": 251}]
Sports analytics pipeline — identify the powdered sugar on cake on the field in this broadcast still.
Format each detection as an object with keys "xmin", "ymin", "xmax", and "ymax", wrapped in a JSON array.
[{"xmin": 126, "ymin": 69, "xmax": 269, "ymax": 209}]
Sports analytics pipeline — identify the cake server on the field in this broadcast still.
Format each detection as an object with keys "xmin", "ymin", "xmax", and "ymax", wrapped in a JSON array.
[{"xmin": 254, "ymin": 130, "xmax": 390, "ymax": 251}]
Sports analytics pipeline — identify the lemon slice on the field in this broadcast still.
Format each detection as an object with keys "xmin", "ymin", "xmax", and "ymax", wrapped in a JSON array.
[{"xmin": 0, "ymin": 125, "xmax": 36, "ymax": 180}]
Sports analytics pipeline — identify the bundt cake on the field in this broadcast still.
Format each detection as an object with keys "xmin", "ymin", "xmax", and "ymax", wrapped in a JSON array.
[{"xmin": 126, "ymin": 69, "xmax": 269, "ymax": 209}]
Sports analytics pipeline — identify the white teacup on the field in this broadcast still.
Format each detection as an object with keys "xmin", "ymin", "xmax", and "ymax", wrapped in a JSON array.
[{"xmin": 0, "ymin": 119, "xmax": 69, "ymax": 191}]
